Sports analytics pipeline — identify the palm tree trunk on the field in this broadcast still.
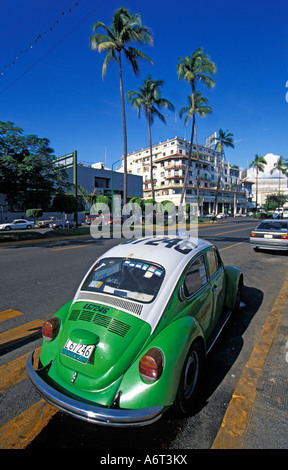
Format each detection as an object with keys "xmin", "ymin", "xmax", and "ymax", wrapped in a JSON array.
[
  {"xmin": 194, "ymin": 119, "xmax": 201, "ymax": 217},
  {"xmin": 213, "ymin": 150, "xmax": 223, "ymax": 214},
  {"xmin": 180, "ymin": 89, "xmax": 195, "ymax": 205},
  {"xmin": 147, "ymin": 112, "xmax": 155, "ymax": 201},
  {"xmin": 118, "ymin": 51, "xmax": 127, "ymax": 207},
  {"xmin": 180, "ymin": 119, "xmax": 195, "ymax": 204},
  {"xmin": 256, "ymin": 168, "xmax": 258, "ymax": 210}
]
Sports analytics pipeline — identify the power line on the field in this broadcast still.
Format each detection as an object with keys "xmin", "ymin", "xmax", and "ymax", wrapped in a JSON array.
[
  {"xmin": 0, "ymin": 0, "xmax": 111, "ymax": 95},
  {"xmin": 0, "ymin": 1, "xmax": 80, "ymax": 77}
]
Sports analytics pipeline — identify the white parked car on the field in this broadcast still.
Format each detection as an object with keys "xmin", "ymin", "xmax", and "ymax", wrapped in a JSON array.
[{"xmin": 0, "ymin": 219, "xmax": 35, "ymax": 231}]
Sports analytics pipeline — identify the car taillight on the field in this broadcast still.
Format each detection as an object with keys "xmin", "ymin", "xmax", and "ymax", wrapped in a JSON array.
[
  {"xmin": 42, "ymin": 317, "xmax": 60, "ymax": 342},
  {"xmin": 281, "ymin": 234, "xmax": 288, "ymax": 239},
  {"xmin": 139, "ymin": 348, "xmax": 164, "ymax": 383},
  {"xmin": 250, "ymin": 232, "xmax": 256, "ymax": 237}
]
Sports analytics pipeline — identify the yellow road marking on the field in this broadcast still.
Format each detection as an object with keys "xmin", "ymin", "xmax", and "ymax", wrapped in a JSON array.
[
  {"xmin": 51, "ymin": 244, "xmax": 88, "ymax": 251},
  {"xmin": 212, "ymin": 274, "xmax": 288, "ymax": 449},
  {"xmin": 216, "ymin": 227, "xmax": 251, "ymax": 235},
  {"xmin": 0, "ymin": 399, "xmax": 58, "ymax": 449},
  {"xmin": 219, "ymin": 242, "xmax": 244, "ymax": 251},
  {"xmin": 0, "ymin": 320, "xmax": 43, "ymax": 349},
  {"xmin": 0, "ymin": 309, "xmax": 22, "ymax": 322},
  {"xmin": 0, "ymin": 347, "xmax": 41, "ymax": 393}
]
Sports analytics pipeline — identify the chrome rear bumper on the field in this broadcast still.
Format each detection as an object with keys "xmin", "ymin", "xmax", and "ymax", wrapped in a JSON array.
[{"xmin": 26, "ymin": 351, "xmax": 164, "ymax": 427}]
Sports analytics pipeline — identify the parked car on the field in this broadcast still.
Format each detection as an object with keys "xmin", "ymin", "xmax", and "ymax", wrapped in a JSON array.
[
  {"xmin": 27, "ymin": 235, "xmax": 243, "ymax": 427},
  {"xmin": 250, "ymin": 219, "xmax": 288, "ymax": 251},
  {"xmin": 104, "ymin": 215, "xmax": 125, "ymax": 225},
  {"xmin": 0, "ymin": 219, "xmax": 35, "ymax": 231},
  {"xmin": 49, "ymin": 220, "xmax": 65, "ymax": 229},
  {"xmin": 85, "ymin": 215, "xmax": 102, "ymax": 225},
  {"xmin": 216, "ymin": 213, "xmax": 227, "ymax": 219},
  {"xmin": 38, "ymin": 217, "xmax": 57, "ymax": 228},
  {"xmin": 49, "ymin": 219, "xmax": 81, "ymax": 229}
]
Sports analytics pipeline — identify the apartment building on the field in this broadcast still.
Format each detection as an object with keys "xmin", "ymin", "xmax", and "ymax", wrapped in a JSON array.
[{"xmin": 119, "ymin": 137, "xmax": 247, "ymax": 215}]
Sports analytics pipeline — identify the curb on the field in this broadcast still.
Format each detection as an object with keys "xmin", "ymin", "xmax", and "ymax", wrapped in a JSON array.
[{"xmin": 211, "ymin": 274, "xmax": 288, "ymax": 449}]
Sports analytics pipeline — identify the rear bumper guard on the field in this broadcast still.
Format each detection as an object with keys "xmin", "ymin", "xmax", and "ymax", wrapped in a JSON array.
[{"xmin": 26, "ymin": 351, "xmax": 164, "ymax": 427}]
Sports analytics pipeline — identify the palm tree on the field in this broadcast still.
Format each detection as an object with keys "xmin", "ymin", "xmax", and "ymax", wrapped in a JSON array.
[
  {"xmin": 177, "ymin": 48, "xmax": 216, "ymax": 205},
  {"xmin": 127, "ymin": 76, "xmax": 174, "ymax": 201},
  {"xmin": 179, "ymin": 91, "xmax": 212, "ymax": 215},
  {"xmin": 89, "ymin": 7, "xmax": 153, "ymax": 206},
  {"xmin": 249, "ymin": 154, "xmax": 267, "ymax": 210},
  {"xmin": 211, "ymin": 129, "xmax": 234, "ymax": 214},
  {"xmin": 270, "ymin": 156, "xmax": 288, "ymax": 194}
]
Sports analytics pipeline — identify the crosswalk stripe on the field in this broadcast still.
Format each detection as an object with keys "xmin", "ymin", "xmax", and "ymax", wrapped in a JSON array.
[
  {"xmin": 0, "ymin": 309, "xmax": 22, "ymax": 322},
  {"xmin": 0, "ymin": 399, "xmax": 58, "ymax": 449},
  {"xmin": 0, "ymin": 316, "xmax": 56, "ymax": 448},
  {"xmin": 0, "ymin": 347, "xmax": 41, "ymax": 393},
  {"xmin": 0, "ymin": 319, "xmax": 43, "ymax": 350}
]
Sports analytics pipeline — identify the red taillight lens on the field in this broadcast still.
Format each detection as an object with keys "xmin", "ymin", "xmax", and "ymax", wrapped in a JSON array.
[
  {"xmin": 42, "ymin": 317, "xmax": 60, "ymax": 342},
  {"xmin": 139, "ymin": 348, "xmax": 164, "ymax": 383},
  {"xmin": 250, "ymin": 232, "xmax": 256, "ymax": 237},
  {"xmin": 281, "ymin": 234, "xmax": 288, "ymax": 239}
]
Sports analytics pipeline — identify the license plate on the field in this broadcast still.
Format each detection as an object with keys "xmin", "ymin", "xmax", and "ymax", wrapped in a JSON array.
[
  {"xmin": 61, "ymin": 339, "xmax": 95, "ymax": 364},
  {"xmin": 264, "ymin": 234, "xmax": 273, "ymax": 239}
]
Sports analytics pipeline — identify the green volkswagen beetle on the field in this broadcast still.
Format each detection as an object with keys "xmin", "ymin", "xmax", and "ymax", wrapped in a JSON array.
[{"xmin": 27, "ymin": 235, "xmax": 243, "ymax": 426}]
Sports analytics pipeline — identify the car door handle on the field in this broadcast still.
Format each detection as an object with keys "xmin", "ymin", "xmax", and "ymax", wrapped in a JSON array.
[{"xmin": 212, "ymin": 285, "xmax": 218, "ymax": 292}]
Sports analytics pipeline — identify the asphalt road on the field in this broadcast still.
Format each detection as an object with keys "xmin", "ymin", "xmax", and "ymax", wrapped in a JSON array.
[{"xmin": 0, "ymin": 218, "xmax": 287, "ymax": 450}]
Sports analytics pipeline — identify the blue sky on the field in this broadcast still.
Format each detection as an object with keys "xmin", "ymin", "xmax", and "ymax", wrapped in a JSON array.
[{"xmin": 1, "ymin": 0, "xmax": 288, "ymax": 172}]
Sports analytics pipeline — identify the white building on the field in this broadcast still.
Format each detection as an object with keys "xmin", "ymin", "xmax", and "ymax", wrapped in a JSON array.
[
  {"xmin": 118, "ymin": 137, "xmax": 247, "ymax": 215},
  {"xmin": 243, "ymin": 153, "xmax": 288, "ymax": 208}
]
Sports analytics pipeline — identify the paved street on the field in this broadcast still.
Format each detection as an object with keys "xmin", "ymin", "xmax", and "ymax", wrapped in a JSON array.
[{"xmin": 0, "ymin": 218, "xmax": 287, "ymax": 449}]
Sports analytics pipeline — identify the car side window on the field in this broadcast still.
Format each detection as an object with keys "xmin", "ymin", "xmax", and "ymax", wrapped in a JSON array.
[
  {"xmin": 206, "ymin": 248, "xmax": 221, "ymax": 278},
  {"xmin": 183, "ymin": 254, "xmax": 208, "ymax": 298}
]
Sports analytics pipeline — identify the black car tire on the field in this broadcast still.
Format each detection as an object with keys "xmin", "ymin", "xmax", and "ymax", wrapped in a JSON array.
[
  {"xmin": 173, "ymin": 340, "xmax": 205, "ymax": 416},
  {"xmin": 5, "ymin": 226, "xmax": 11, "ymax": 231},
  {"xmin": 233, "ymin": 276, "xmax": 243, "ymax": 313},
  {"xmin": 26, "ymin": 225, "xmax": 32, "ymax": 230}
]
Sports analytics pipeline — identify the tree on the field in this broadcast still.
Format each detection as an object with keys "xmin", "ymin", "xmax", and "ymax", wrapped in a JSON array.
[
  {"xmin": 249, "ymin": 154, "xmax": 267, "ymax": 210},
  {"xmin": 211, "ymin": 129, "xmax": 234, "ymax": 213},
  {"xmin": 90, "ymin": 7, "xmax": 153, "ymax": 207},
  {"xmin": 52, "ymin": 194, "xmax": 79, "ymax": 215},
  {"xmin": 177, "ymin": 48, "xmax": 216, "ymax": 205},
  {"xmin": 263, "ymin": 193, "xmax": 288, "ymax": 211},
  {"xmin": 270, "ymin": 156, "xmax": 288, "ymax": 194},
  {"xmin": 179, "ymin": 91, "xmax": 212, "ymax": 214},
  {"xmin": 26, "ymin": 208, "xmax": 43, "ymax": 223},
  {"xmin": 127, "ymin": 75, "xmax": 174, "ymax": 201},
  {"xmin": 0, "ymin": 121, "xmax": 70, "ymax": 210}
]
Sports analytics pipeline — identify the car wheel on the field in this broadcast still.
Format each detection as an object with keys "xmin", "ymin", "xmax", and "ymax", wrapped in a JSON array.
[
  {"xmin": 5, "ymin": 226, "xmax": 11, "ymax": 231},
  {"xmin": 233, "ymin": 276, "xmax": 243, "ymax": 313},
  {"xmin": 26, "ymin": 225, "xmax": 32, "ymax": 230},
  {"xmin": 173, "ymin": 340, "xmax": 205, "ymax": 416}
]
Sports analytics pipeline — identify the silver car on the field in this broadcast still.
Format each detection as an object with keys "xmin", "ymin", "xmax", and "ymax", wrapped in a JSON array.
[
  {"xmin": 0, "ymin": 219, "xmax": 35, "ymax": 231},
  {"xmin": 250, "ymin": 219, "xmax": 288, "ymax": 251}
]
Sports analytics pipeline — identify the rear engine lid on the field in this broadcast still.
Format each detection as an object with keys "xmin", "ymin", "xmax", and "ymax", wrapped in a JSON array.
[{"xmin": 53, "ymin": 302, "xmax": 151, "ymax": 392}]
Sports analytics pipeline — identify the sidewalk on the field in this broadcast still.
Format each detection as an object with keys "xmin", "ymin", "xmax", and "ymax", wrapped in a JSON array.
[{"xmin": 212, "ymin": 275, "xmax": 288, "ymax": 449}]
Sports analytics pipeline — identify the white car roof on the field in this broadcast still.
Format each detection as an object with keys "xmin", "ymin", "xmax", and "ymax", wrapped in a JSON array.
[
  {"xmin": 74, "ymin": 236, "xmax": 212, "ymax": 332},
  {"xmin": 101, "ymin": 236, "xmax": 211, "ymax": 275}
]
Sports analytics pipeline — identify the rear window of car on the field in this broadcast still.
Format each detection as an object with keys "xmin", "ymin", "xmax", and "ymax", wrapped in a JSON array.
[
  {"xmin": 81, "ymin": 258, "xmax": 165, "ymax": 303},
  {"xmin": 257, "ymin": 221, "xmax": 288, "ymax": 231}
]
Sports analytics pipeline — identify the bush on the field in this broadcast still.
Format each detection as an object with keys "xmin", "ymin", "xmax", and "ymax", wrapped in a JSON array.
[{"xmin": 26, "ymin": 208, "xmax": 43, "ymax": 219}]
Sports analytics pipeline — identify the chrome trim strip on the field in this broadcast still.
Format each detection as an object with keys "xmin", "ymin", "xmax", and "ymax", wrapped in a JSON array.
[{"xmin": 26, "ymin": 351, "xmax": 164, "ymax": 427}]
